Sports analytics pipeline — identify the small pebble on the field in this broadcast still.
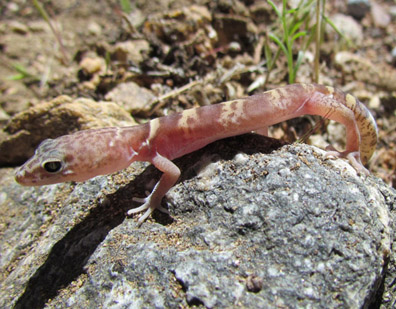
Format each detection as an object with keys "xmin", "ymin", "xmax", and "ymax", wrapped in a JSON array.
[
  {"xmin": 246, "ymin": 275, "xmax": 263, "ymax": 293},
  {"xmin": 0, "ymin": 108, "xmax": 10, "ymax": 123},
  {"xmin": 87, "ymin": 22, "xmax": 102, "ymax": 36},
  {"xmin": 9, "ymin": 21, "xmax": 29, "ymax": 34},
  {"xmin": 79, "ymin": 57, "xmax": 105, "ymax": 75},
  {"xmin": 391, "ymin": 47, "xmax": 396, "ymax": 66},
  {"xmin": 390, "ymin": 6, "xmax": 396, "ymax": 20},
  {"xmin": 371, "ymin": 2, "xmax": 391, "ymax": 28},
  {"xmin": 113, "ymin": 40, "xmax": 150, "ymax": 64},
  {"xmin": 7, "ymin": 2, "xmax": 19, "ymax": 12},
  {"xmin": 347, "ymin": 0, "xmax": 371, "ymax": 20}
]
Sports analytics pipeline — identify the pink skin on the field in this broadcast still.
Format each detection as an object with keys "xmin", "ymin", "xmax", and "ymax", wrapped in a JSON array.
[{"xmin": 15, "ymin": 83, "xmax": 378, "ymax": 224}]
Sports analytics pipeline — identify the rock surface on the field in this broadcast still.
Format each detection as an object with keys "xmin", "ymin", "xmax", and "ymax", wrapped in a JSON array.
[{"xmin": 1, "ymin": 134, "xmax": 395, "ymax": 308}]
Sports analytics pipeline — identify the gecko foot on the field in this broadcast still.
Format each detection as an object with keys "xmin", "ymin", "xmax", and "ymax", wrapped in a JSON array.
[
  {"xmin": 324, "ymin": 146, "xmax": 369, "ymax": 175},
  {"xmin": 128, "ymin": 193, "xmax": 170, "ymax": 225}
]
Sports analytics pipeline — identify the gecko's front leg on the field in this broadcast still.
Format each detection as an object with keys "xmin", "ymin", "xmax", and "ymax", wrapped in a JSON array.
[{"xmin": 128, "ymin": 153, "xmax": 181, "ymax": 225}]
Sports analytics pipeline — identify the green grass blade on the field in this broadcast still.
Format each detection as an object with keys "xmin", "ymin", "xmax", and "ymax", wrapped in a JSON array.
[
  {"xmin": 269, "ymin": 33, "xmax": 288, "ymax": 56},
  {"xmin": 294, "ymin": 50, "xmax": 305, "ymax": 73},
  {"xmin": 291, "ymin": 31, "xmax": 307, "ymax": 42},
  {"xmin": 32, "ymin": 0, "xmax": 69, "ymax": 64},
  {"xmin": 264, "ymin": 39, "xmax": 273, "ymax": 68},
  {"xmin": 32, "ymin": 0, "xmax": 50, "ymax": 23},
  {"xmin": 289, "ymin": 19, "xmax": 305, "ymax": 36},
  {"xmin": 286, "ymin": 8, "xmax": 298, "ymax": 15},
  {"xmin": 289, "ymin": 51, "xmax": 304, "ymax": 83},
  {"xmin": 120, "ymin": 0, "xmax": 132, "ymax": 14},
  {"xmin": 268, "ymin": 0, "xmax": 282, "ymax": 19},
  {"xmin": 7, "ymin": 63, "xmax": 39, "ymax": 81}
]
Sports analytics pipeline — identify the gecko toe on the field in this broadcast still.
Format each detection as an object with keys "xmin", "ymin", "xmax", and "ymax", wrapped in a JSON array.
[
  {"xmin": 137, "ymin": 208, "xmax": 155, "ymax": 225},
  {"xmin": 324, "ymin": 148, "xmax": 369, "ymax": 175}
]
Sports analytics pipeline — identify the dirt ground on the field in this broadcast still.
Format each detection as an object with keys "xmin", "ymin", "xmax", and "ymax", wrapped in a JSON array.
[{"xmin": 0, "ymin": 0, "xmax": 395, "ymax": 187}]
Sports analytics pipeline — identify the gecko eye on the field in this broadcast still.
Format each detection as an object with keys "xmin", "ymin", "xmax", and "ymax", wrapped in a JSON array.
[{"xmin": 43, "ymin": 160, "xmax": 63, "ymax": 173}]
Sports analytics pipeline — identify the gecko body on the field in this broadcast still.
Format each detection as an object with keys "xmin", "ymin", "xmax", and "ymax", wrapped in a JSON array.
[{"xmin": 15, "ymin": 83, "xmax": 378, "ymax": 223}]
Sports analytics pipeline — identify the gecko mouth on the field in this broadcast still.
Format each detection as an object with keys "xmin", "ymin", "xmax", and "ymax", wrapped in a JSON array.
[
  {"xmin": 14, "ymin": 168, "xmax": 25, "ymax": 184},
  {"xmin": 14, "ymin": 168, "xmax": 41, "ymax": 186}
]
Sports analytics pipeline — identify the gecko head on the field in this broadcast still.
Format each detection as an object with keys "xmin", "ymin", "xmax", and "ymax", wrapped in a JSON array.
[
  {"xmin": 15, "ymin": 138, "xmax": 76, "ymax": 186},
  {"xmin": 15, "ymin": 128, "xmax": 135, "ymax": 186}
]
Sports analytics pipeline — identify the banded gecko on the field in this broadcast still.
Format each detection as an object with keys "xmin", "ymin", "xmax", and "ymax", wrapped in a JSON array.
[{"xmin": 15, "ymin": 83, "xmax": 378, "ymax": 224}]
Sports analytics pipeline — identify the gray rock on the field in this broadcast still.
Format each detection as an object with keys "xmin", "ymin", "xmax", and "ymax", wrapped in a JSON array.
[
  {"xmin": 1, "ymin": 135, "xmax": 394, "ymax": 308},
  {"xmin": 377, "ymin": 184, "xmax": 396, "ymax": 308}
]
